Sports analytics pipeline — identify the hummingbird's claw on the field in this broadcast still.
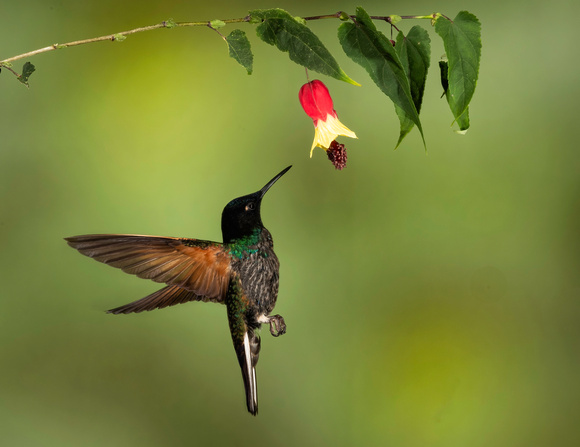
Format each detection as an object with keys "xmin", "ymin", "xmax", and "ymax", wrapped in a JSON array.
[{"xmin": 268, "ymin": 314, "xmax": 286, "ymax": 337}]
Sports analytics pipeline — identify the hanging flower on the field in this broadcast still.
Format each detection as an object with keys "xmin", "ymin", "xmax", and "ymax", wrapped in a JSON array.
[{"xmin": 299, "ymin": 80, "xmax": 357, "ymax": 157}]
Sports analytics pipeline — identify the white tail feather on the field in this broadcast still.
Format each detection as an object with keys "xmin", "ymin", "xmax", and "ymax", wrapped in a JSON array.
[{"xmin": 243, "ymin": 332, "xmax": 258, "ymax": 413}]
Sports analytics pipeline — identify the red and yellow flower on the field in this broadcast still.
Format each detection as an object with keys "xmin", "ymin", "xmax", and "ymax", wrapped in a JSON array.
[{"xmin": 299, "ymin": 80, "xmax": 357, "ymax": 157}]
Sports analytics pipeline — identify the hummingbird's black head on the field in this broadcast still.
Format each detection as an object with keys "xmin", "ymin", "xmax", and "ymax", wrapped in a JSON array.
[{"xmin": 221, "ymin": 166, "xmax": 291, "ymax": 243}]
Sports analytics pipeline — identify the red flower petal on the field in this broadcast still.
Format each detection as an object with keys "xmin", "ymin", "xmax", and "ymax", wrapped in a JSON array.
[{"xmin": 299, "ymin": 80, "xmax": 336, "ymax": 123}]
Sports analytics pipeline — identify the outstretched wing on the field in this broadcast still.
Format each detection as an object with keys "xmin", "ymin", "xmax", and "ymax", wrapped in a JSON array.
[
  {"xmin": 107, "ymin": 285, "xmax": 214, "ymax": 314},
  {"xmin": 65, "ymin": 234, "xmax": 232, "ymax": 302}
]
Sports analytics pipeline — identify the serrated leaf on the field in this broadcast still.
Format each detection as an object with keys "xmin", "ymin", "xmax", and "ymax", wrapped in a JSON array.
[
  {"xmin": 249, "ymin": 8, "xmax": 359, "ymax": 85},
  {"xmin": 18, "ymin": 62, "xmax": 35, "ymax": 86},
  {"xmin": 338, "ymin": 7, "xmax": 425, "ymax": 148},
  {"xmin": 455, "ymin": 107, "xmax": 469, "ymax": 132},
  {"xmin": 210, "ymin": 19, "xmax": 226, "ymax": 29},
  {"xmin": 439, "ymin": 58, "xmax": 468, "ymax": 131},
  {"xmin": 226, "ymin": 29, "xmax": 253, "ymax": 75},
  {"xmin": 393, "ymin": 26, "xmax": 431, "ymax": 148},
  {"xmin": 435, "ymin": 11, "xmax": 481, "ymax": 129}
]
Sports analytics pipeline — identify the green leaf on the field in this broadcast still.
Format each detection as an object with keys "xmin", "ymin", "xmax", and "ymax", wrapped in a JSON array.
[
  {"xmin": 438, "ymin": 58, "xmax": 468, "ymax": 131},
  {"xmin": 338, "ymin": 7, "xmax": 425, "ymax": 148},
  {"xmin": 249, "ymin": 8, "xmax": 359, "ymax": 85},
  {"xmin": 454, "ymin": 107, "xmax": 469, "ymax": 133},
  {"xmin": 113, "ymin": 33, "xmax": 126, "ymax": 42},
  {"xmin": 18, "ymin": 62, "xmax": 35, "ymax": 87},
  {"xmin": 393, "ymin": 26, "xmax": 431, "ymax": 148},
  {"xmin": 210, "ymin": 19, "xmax": 226, "ymax": 29},
  {"xmin": 435, "ymin": 11, "xmax": 481, "ymax": 129},
  {"xmin": 225, "ymin": 29, "xmax": 253, "ymax": 75}
]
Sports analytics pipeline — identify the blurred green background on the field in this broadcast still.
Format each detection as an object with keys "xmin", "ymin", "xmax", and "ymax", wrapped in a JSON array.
[{"xmin": 1, "ymin": 0, "xmax": 579, "ymax": 446}]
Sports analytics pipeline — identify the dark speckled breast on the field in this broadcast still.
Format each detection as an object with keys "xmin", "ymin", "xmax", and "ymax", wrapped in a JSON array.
[{"xmin": 230, "ymin": 228, "xmax": 280, "ymax": 327}]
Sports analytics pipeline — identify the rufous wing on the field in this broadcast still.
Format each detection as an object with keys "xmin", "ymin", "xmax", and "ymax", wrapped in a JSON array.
[
  {"xmin": 65, "ymin": 234, "xmax": 232, "ymax": 302},
  {"xmin": 106, "ymin": 285, "xmax": 212, "ymax": 314}
]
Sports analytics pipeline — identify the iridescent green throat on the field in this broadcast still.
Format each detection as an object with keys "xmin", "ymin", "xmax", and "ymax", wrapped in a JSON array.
[{"xmin": 228, "ymin": 228, "xmax": 262, "ymax": 259}]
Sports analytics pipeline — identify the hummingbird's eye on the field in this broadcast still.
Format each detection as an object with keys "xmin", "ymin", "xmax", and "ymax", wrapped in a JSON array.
[{"xmin": 245, "ymin": 202, "xmax": 255, "ymax": 211}]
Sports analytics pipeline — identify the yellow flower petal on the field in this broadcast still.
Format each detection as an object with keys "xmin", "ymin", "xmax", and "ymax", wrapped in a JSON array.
[{"xmin": 310, "ymin": 114, "xmax": 357, "ymax": 157}]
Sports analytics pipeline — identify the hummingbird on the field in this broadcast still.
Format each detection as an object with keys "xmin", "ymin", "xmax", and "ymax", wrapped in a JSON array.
[{"xmin": 65, "ymin": 165, "xmax": 292, "ymax": 416}]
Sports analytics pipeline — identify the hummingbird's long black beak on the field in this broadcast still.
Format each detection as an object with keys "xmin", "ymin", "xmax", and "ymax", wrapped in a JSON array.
[{"xmin": 259, "ymin": 166, "xmax": 292, "ymax": 198}]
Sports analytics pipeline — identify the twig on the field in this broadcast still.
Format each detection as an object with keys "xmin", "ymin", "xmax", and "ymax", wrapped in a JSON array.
[
  {"xmin": 0, "ymin": 12, "xmax": 448, "ymax": 77},
  {"xmin": 0, "ymin": 17, "xmax": 249, "ymax": 65}
]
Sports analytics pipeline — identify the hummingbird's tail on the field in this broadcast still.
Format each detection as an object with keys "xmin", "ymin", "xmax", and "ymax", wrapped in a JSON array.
[
  {"xmin": 235, "ymin": 330, "xmax": 260, "ymax": 416},
  {"xmin": 226, "ymin": 274, "xmax": 261, "ymax": 415}
]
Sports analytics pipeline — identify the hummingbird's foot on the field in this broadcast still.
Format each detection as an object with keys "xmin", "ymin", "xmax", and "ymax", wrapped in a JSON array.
[{"xmin": 268, "ymin": 315, "xmax": 286, "ymax": 337}]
